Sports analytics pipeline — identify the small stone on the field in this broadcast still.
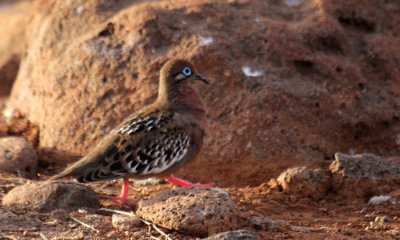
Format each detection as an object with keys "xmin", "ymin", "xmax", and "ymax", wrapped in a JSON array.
[
  {"xmin": 368, "ymin": 195, "xmax": 397, "ymax": 205},
  {"xmin": 318, "ymin": 208, "xmax": 328, "ymax": 213},
  {"xmin": 249, "ymin": 216, "xmax": 290, "ymax": 231},
  {"xmin": 360, "ymin": 207, "xmax": 368, "ymax": 214},
  {"xmin": 343, "ymin": 230, "xmax": 353, "ymax": 236},
  {"xmin": 0, "ymin": 136, "xmax": 37, "ymax": 179},
  {"xmin": 78, "ymin": 209, "xmax": 88, "ymax": 214},
  {"xmin": 111, "ymin": 214, "xmax": 142, "ymax": 230},
  {"xmin": 204, "ymin": 230, "xmax": 260, "ymax": 240},
  {"xmin": 276, "ymin": 167, "xmax": 329, "ymax": 200},
  {"xmin": 136, "ymin": 187, "xmax": 237, "ymax": 236},
  {"xmin": 2, "ymin": 181, "xmax": 99, "ymax": 211},
  {"xmin": 374, "ymin": 216, "xmax": 390, "ymax": 223},
  {"xmin": 133, "ymin": 178, "xmax": 162, "ymax": 186}
]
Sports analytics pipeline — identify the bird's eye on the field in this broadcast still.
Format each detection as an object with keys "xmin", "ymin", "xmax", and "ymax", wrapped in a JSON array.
[{"xmin": 182, "ymin": 67, "xmax": 192, "ymax": 76}]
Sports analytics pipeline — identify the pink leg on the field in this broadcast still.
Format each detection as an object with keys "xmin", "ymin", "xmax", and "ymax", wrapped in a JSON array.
[
  {"xmin": 165, "ymin": 176, "xmax": 214, "ymax": 187},
  {"xmin": 111, "ymin": 178, "xmax": 130, "ymax": 203}
]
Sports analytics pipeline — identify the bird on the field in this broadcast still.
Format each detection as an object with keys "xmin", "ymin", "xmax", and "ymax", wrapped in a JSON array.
[{"xmin": 49, "ymin": 59, "xmax": 212, "ymax": 203}]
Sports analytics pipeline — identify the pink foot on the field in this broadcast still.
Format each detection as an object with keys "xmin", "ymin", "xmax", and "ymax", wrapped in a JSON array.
[
  {"xmin": 110, "ymin": 178, "xmax": 136, "ymax": 206},
  {"xmin": 165, "ymin": 176, "xmax": 214, "ymax": 187}
]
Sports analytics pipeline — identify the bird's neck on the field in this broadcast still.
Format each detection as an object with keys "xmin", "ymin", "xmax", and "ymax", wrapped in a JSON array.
[
  {"xmin": 157, "ymin": 85, "xmax": 208, "ymax": 130},
  {"xmin": 157, "ymin": 84, "xmax": 205, "ymax": 111}
]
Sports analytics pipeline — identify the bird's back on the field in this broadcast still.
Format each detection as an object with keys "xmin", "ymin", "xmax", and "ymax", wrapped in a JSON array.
[{"xmin": 50, "ymin": 103, "xmax": 204, "ymax": 182}]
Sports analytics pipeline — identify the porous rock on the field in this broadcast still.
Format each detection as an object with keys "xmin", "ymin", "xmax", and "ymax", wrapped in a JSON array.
[
  {"xmin": 330, "ymin": 153, "xmax": 400, "ymax": 198},
  {"xmin": 136, "ymin": 187, "xmax": 237, "ymax": 236},
  {"xmin": 2, "ymin": 181, "xmax": 100, "ymax": 211},
  {"xmin": 276, "ymin": 166, "xmax": 330, "ymax": 200},
  {"xmin": 0, "ymin": 136, "xmax": 37, "ymax": 179},
  {"xmin": 204, "ymin": 230, "xmax": 261, "ymax": 240}
]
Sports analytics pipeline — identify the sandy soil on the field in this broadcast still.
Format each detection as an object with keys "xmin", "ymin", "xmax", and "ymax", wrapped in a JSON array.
[{"xmin": 0, "ymin": 175, "xmax": 399, "ymax": 240}]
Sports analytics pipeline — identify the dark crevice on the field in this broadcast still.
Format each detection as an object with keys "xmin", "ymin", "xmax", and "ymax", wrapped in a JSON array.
[
  {"xmin": 98, "ymin": 22, "xmax": 115, "ymax": 37},
  {"xmin": 294, "ymin": 60, "xmax": 314, "ymax": 75},
  {"xmin": 337, "ymin": 15, "xmax": 375, "ymax": 32}
]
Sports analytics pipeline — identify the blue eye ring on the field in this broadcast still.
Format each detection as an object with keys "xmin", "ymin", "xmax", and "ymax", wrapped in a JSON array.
[{"xmin": 182, "ymin": 67, "xmax": 192, "ymax": 76}]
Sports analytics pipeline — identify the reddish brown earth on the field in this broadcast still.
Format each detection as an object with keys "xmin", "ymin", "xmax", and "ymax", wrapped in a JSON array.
[
  {"xmin": 0, "ymin": 0, "xmax": 400, "ymax": 239},
  {"xmin": 0, "ymin": 177, "xmax": 399, "ymax": 239}
]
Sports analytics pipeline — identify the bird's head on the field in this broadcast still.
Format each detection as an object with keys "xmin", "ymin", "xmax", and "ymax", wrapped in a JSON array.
[{"xmin": 158, "ymin": 59, "xmax": 209, "ymax": 104}]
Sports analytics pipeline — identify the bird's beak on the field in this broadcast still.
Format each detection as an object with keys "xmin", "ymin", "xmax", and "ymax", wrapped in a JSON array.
[{"xmin": 195, "ymin": 74, "xmax": 210, "ymax": 84}]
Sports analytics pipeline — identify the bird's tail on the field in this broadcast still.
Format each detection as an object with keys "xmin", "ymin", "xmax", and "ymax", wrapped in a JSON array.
[{"xmin": 47, "ymin": 157, "xmax": 90, "ymax": 182}]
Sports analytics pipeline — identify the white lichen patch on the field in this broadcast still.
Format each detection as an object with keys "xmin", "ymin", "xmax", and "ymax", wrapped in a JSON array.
[
  {"xmin": 74, "ymin": 6, "xmax": 85, "ymax": 14},
  {"xmin": 2, "ymin": 108, "xmax": 14, "ymax": 119},
  {"xmin": 242, "ymin": 66, "xmax": 263, "ymax": 77},
  {"xmin": 199, "ymin": 36, "xmax": 214, "ymax": 46},
  {"xmin": 283, "ymin": 0, "xmax": 303, "ymax": 7}
]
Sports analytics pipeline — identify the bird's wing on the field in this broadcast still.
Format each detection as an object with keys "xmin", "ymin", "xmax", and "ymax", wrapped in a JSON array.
[{"xmin": 77, "ymin": 109, "xmax": 195, "ymax": 182}]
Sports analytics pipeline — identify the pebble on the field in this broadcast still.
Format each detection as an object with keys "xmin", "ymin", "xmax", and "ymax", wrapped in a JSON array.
[
  {"xmin": 111, "ymin": 214, "xmax": 142, "ymax": 230},
  {"xmin": 374, "ymin": 216, "xmax": 390, "ymax": 223}
]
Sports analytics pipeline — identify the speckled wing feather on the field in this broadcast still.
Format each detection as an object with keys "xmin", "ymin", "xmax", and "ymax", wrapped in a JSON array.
[{"xmin": 77, "ymin": 109, "xmax": 195, "ymax": 183}]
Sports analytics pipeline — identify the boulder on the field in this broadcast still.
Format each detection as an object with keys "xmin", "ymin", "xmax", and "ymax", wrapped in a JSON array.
[
  {"xmin": 330, "ymin": 153, "xmax": 400, "ymax": 198},
  {"xmin": 2, "ymin": 181, "xmax": 100, "ymax": 211},
  {"xmin": 136, "ymin": 187, "xmax": 237, "ymax": 236}
]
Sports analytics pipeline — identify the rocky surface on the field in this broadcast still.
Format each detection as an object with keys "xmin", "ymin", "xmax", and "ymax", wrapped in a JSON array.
[
  {"xmin": 1, "ymin": 0, "xmax": 398, "ymax": 187},
  {"xmin": 2, "ymin": 181, "xmax": 100, "ymax": 211},
  {"xmin": 276, "ymin": 166, "xmax": 330, "ymax": 200},
  {"xmin": 0, "ymin": 208, "xmax": 40, "ymax": 232},
  {"xmin": 0, "ymin": 136, "xmax": 37, "ymax": 179},
  {"xmin": 204, "ymin": 230, "xmax": 260, "ymax": 240},
  {"xmin": 249, "ymin": 216, "xmax": 291, "ymax": 232},
  {"xmin": 330, "ymin": 153, "xmax": 400, "ymax": 198},
  {"xmin": 136, "ymin": 187, "xmax": 237, "ymax": 236}
]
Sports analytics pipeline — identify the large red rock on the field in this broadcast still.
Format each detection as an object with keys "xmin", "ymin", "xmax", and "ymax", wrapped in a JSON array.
[
  {"xmin": 0, "ymin": 0, "xmax": 31, "ymax": 96},
  {"xmin": 6, "ymin": 0, "xmax": 400, "ymax": 186}
]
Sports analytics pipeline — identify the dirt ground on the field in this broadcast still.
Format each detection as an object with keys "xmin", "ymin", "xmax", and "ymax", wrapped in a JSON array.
[{"xmin": 0, "ymin": 174, "xmax": 399, "ymax": 240}]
